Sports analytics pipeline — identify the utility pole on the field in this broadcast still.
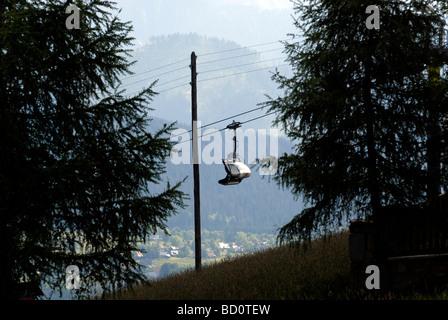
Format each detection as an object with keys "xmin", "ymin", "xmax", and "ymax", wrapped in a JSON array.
[{"xmin": 191, "ymin": 51, "xmax": 201, "ymax": 271}]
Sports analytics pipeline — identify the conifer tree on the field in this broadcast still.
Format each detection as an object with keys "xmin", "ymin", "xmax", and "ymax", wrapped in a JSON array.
[
  {"xmin": 0, "ymin": 0, "xmax": 186, "ymax": 299},
  {"xmin": 264, "ymin": 0, "xmax": 448, "ymax": 243}
]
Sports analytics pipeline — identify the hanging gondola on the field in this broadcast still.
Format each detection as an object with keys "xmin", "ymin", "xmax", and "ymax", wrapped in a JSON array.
[{"xmin": 218, "ymin": 121, "xmax": 251, "ymax": 186}]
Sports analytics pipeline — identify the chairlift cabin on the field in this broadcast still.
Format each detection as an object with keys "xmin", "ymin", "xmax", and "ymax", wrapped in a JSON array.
[{"xmin": 218, "ymin": 121, "xmax": 251, "ymax": 186}]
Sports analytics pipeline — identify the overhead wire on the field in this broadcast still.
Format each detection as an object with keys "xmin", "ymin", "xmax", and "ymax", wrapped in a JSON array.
[
  {"xmin": 121, "ymin": 57, "xmax": 190, "ymax": 81},
  {"xmin": 198, "ymin": 40, "xmax": 285, "ymax": 57},
  {"xmin": 121, "ymin": 39, "xmax": 287, "ymax": 83},
  {"xmin": 121, "ymin": 50, "xmax": 286, "ymax": 90},
  {"xmin": 120, "ymin": 38, "xmax": 291, "ymax": 100},
  {"xmin": 125, "ymin": 63, "xmax": 289, "ymax": 95},
  {"xmin": 121, "ymin": 65, "xmax": 189, "ymax": 88},
  {"xmin": 117, "ymin": 41, "xmax": 286, "ymax": 151},
  {"xmin": 170, "ymin": 110, "xmax": 277, "ymax": 145},
  {"xmin": 197, "ymin": 111, "xmax": 277, "ymax": 141},
  {"xmin": 170, "ymin": 105, "xmax": 267, "ymax": 139},
  {"xmin": 241, "ymin": 111, "xmax": 277, "ymax": 125},
  {"xmin": 158, "ymin": 83, "xmax": 190, "ymax": 93},
  {"xmin": 197, "ymin": 64, "xmax": 289, "ymax": 84},
  {"xmin": 197, "ymin": 47, "xmax": 284, "ymax": 65},
  {"xmin": 200, "ymin": 56, "xmax": 287, "ymax": 74}
]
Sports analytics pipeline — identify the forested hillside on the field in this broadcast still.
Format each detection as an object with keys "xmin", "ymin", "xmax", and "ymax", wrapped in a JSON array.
[
  {"xmin": 148, "ymin": 117, "xmax": 301, "ymax": 234},
  {"xmin": 122, "ymin": 33, "xmax": 291, "ymax": 129},
  {"xmin": 122, "ymin": 34, "xmax": 300, "ymax": 235}
]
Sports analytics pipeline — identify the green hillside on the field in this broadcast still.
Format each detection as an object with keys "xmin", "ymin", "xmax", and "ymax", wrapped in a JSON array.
[
  {"xmin": 105, "ymin": 231, "xmax": 448, "ymax": 300},
  {"xmin": 146, "ymin": 117, "xmax": 301, "ymax": 234},
  {"xmin": 122, "ymin": 33, "xmax": 291, "ymax": 128},
  {"xmin": 108, "ymin": 232, "xmax": 351, "ymax": 300},
  {"xmin": 121, "ymin": 34, "xmax": 300, "ymax": 235}
]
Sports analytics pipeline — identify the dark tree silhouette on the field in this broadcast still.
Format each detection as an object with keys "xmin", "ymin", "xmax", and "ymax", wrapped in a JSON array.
[
  {"xmin": 0, "ymin": 0, "xmax": 187, "ymax": 299},
  {"xmin": 264, "ymin": 0, "xmax": 448, "ymax": 243}
]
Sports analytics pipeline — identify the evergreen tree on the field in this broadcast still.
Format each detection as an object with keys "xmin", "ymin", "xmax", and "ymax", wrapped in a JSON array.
[
  {"xmin": 0, "ymin": 0, "xmax": 186, "ymax": 299},
  {"xmin": 264, "ymin": 0, "xmax": 448, "ymax": 243}
]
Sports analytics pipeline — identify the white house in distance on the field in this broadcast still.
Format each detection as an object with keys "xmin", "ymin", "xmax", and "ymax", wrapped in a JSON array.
[{"xmin": 218, "ymin": 242, "xmax": 230, "ymax": 250}]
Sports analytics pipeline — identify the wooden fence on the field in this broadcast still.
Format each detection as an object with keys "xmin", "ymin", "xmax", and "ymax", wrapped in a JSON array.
[{"xmin": 349, "ymin": 195, "xmax": 448, "ymax": 290}]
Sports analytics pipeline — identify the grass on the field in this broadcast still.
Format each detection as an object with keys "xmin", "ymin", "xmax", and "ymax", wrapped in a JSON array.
[
  {"xmin": 108, "ymin": 232, "xmax": 351, "ymax": 300},
  {"xmin": 105, "ymin": 231, "xmax": 448, "ymax": 300}
]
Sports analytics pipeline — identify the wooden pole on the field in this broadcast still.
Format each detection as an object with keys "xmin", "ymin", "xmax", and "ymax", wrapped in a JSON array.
[{"xmin": 191, "ymin": 52, "xmax": 201, "ymax": 271}]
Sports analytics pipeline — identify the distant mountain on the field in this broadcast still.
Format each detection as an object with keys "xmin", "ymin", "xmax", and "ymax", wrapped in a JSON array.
[
  {"xmin": 115, "ymin": 0, "xmax": 294, "ymax": 49},
  {"xmin": 121, "ymin": 33, "xmax": 291, "ymax": 130},
  {"xmin": 119, "ymin": 34, "xmax": 301, "ymax": 234},
  {"xmin": 146, "ymin": 116, "xmax": 301, "ymax": 235}
]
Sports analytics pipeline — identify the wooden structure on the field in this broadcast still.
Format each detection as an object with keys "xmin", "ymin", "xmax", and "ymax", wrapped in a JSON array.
[{"xmin": 349, "ymin": 195, "xmax": 448, "ymax": 290}]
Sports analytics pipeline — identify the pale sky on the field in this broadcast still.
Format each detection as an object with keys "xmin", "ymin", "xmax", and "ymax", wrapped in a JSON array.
[
  {"xmin": 214, "ymin": 0, "xmax": 294, "ymax": 10},
  {"xmin": 114, "ymin": 0, "xmax": 295, "ymax": 47}
]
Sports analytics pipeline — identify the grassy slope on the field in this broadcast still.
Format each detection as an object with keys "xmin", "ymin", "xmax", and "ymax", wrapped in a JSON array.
[
  {"xmin": 107, "ymin": 231, "xmax": 448, "ymax": 300},
  {"xmin": 111, "ymin": 232, "xmax": 351, "ymax": 300}
]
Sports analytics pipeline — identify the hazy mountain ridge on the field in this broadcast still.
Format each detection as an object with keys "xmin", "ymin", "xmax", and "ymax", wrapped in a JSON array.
[
  {"xmin": 115, "ymin": 0, "xmax": 294, "ymax": 49},
  {"xmin": 119, "ymin": 34, "xmax": 300, "ymax": 234},
  {"xmin": 123, "ymin": 33, "xmax": 290, "ymax": 130},
  {"xmin": 146, "ymin": 117, "xmax": 301, "ymax": 234}
]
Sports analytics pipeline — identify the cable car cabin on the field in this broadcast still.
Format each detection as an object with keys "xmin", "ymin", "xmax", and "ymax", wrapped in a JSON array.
[
  {"xmin": 218, "ymin": 120, "xmax": 251, "ymax": 186},
  {"xmin": 218, "ymin": 159, "xmax": 251, "ymax": 186}
]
